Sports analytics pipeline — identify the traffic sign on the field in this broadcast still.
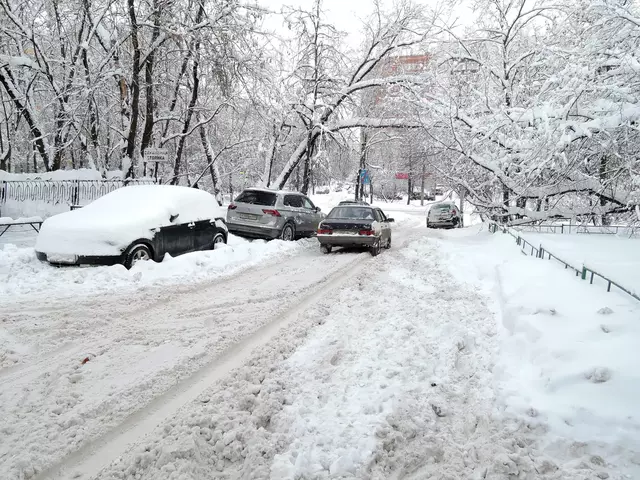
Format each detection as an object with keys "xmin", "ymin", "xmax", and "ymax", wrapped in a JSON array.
[{"xmin": 144, "ymin": 148, "xmax": 169, "ymax": 163}]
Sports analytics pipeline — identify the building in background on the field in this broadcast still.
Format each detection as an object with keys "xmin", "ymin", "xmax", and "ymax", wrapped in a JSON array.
[{"xmin": 358, "ymin": 53, "xmax": 439, "ymax": 202}]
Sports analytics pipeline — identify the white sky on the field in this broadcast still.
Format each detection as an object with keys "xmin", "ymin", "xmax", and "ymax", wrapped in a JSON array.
[{"xmin": 257, "ymin": 0, "xmax": 476, "ymax": 48}]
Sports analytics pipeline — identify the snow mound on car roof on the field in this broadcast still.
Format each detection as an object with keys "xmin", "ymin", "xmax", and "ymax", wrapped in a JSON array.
[{"xmin": 35, "ymin": 185, "xmax": 225, "ymax": 256}]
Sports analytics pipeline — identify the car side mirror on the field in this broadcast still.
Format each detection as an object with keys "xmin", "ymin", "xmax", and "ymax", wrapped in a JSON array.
[
  {"xmin": 315, "ymin": 207, "xmax": 322, "ymax": 212},
  {"xmin": 170, "ymin": 213, "xmax": 179, "ymax": 223},
  {"xmin": 387, "ymin": 218, "xmax": 395, "ymax": 223}
]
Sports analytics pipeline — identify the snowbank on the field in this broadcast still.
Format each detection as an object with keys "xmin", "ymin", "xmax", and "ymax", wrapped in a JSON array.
[
  {"xmin": 35, "ymin": 185, "xmax": 226, "ymax": 256},
  {"xmin": 1, "ymin": 236, "xmax": 312, "ymax": 299},
  {"xmin": 437, "ymin": 225, "xmax": 640, "ymax": 476}
]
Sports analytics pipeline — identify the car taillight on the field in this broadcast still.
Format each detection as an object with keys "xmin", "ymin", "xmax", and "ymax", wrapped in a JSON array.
[
  {"xmin": 359, "ymin": 229, "xmax": 375, "ymax": 236},
  {"xmin": 262, "ymin": 209, "xmax": 281, "ymax": 217},
  {"xmin": 318, "ymin": 228, "xmax": 333, "ymax": 235},
  {"xmin": 451, "ymin": 210, "xmax": 456, "ymax": 215},
  {"xmin": 228, "ymin": 204, "xmax": 237, "ymax": 210}
]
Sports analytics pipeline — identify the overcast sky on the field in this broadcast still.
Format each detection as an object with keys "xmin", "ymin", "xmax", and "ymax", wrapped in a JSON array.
[{"xmin": 257, "ymin": 0, "xmax": 476, "ymax": 48}]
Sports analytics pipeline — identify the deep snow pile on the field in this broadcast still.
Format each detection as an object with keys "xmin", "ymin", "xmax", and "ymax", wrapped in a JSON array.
[
  {"xmin": 94, "ymin": 235, "xmax": 602, "ymax": 480},
  {"xmin": 0, "ymin": 236, "xmax": 311, "ymax": 299},
  {"xmin": 437, "ymin": 226, "xmax": 640, "ymax": 477}
]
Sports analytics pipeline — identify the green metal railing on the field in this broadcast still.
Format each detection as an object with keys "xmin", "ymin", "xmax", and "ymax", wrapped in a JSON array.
[
  {"xmin": 511, "ymin": 223, "xmax": 639, "ymax": 237},
  {"xmin": 488, "ymin": 222, "xmax": 640, "ymax": 302}
]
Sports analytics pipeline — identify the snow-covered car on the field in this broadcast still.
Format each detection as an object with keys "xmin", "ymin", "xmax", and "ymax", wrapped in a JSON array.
[
  {"xmin": 35, "ymin": 185, "xmax": 228, "ymax": 268},
  {"xmin": 316, "ymin": 205, "xmax": 393, "ymax": 256}
]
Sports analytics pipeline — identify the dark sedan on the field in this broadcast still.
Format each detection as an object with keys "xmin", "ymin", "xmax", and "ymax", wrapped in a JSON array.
[{"xmin": 316, "ymin": 205, "xmax": 393, "ymax": 256}]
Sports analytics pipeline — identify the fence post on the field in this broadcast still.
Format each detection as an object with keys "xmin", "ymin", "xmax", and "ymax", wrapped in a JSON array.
[
  {"xmin": 72, "ymin": 179, "xmax": 80, "ymax": 205},
  {"xmin": 539, "ymin": 245, "xmax": 543, "ymax": 259},
  {"xmin": 581, "ymin": 266, "xmax": 587, "ymax": 280}
]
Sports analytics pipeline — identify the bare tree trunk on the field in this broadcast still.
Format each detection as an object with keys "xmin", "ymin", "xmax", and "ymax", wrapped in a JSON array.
[
  {"xmin": 0, "ymin": 69, "xmax": 51, "ymax": 170},
  {"xmin": 261, "ymin": 124, "xmax": 280, "ymax": 188},
  {"xmin": 599, "ymin": 155, "xmax": 610, "ymax": 226},
  {"xmin": 198, "ymin": 121, "xmax": 222, "ymax": 205},
  {"xmin": 502, "ymin": 184, "xmax": 510, "ymax": 223},
  {"xmin": 141, "ymin": 0, "xmax": 161, "ymax": 159},
  {"xmin": 124, "ymin": 0, "xmax": 141, "ymax": 179},
  {"xmin": 301, "ymin": 132, "xmax": 314, "ymax": 194},
  {"xmin": 170, "ymin": 3, "xmax": 204, "ymax": 185},
  {"xmin": 82, "ymin": 49, "xmax": 100, "ymax": 170}
]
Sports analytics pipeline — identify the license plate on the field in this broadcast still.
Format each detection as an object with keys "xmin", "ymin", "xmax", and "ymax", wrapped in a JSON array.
[
  {"xmin": 47, "ymin": 253, "xmax": 78, "ymax": 264},
  {"xmin": 238, "ymin": 213, "xmax": 258, "ymax": 221}
]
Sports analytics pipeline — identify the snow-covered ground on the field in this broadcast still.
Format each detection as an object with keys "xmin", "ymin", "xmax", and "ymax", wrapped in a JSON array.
[
  {"xmin": 2, "ymin": 210, "xmax": 639, "ymax": 480},
  {"xmin": 0, "ymin": 234, "xmax": 311, "ymax": 300},
  {"xmin": 440, "ymin": 226, "xmax": 640, "ymax": 478},
  {"xmin": 517, "ymin": 231, "xmax": 640, "ymax": 297}
]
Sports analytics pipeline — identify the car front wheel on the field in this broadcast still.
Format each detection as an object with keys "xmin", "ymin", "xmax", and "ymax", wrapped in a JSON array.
[
  {"xmin": 124, "ymin": 243, "xmax": 153, "ymax": 269},
  {"xmin": 212, "ymin": 232, "xmax": 226, "ymax": 249}
]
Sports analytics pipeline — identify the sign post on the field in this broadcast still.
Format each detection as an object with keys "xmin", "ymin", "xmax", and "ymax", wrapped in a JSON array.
[{"xmin": 143, "ymin": 148, "xmax": 169, "ymax": 182}]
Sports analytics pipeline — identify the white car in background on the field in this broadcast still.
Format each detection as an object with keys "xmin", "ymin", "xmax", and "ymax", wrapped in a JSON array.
[{"xmin": 35, "ymin": 185, "xmax": 228, "ymax": 268}]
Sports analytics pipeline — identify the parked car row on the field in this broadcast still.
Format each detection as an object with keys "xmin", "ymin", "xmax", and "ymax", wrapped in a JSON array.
[{"xmin": 33, "ymin": 184, "xmax": 463, "ymax": 269}]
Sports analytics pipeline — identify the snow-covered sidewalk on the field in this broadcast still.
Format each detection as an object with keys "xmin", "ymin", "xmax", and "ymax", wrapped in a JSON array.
[{"xmin": 439, "ymin": 226, "xmax": 640, "ymax": 479}]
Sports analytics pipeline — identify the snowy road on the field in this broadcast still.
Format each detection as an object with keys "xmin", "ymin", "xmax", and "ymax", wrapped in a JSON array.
[
  {"xmin": 2, "ymin": 220, "xmax": 638, "ymax": 480},
  {"xmin": 1, "ymin": 223, "xmax": 424, "ymax": 480}
]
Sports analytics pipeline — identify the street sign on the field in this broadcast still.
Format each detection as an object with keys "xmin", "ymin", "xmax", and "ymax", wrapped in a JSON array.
[
  {"xmin": 144, "ymin": 148, "xmax": 169, "ymax": 163},
  {"xmin": 360, "ymin": 169, "xmax": 371, "ymax": 185}
]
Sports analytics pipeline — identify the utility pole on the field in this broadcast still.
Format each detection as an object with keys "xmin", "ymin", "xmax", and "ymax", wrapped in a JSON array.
[
  {"xmin": 420, "ymin": 161, "xmax": 425, "ymax": 206},
  {"xmin": 357, "ymin": 129, "xmax": 367, "ymax": 201}
]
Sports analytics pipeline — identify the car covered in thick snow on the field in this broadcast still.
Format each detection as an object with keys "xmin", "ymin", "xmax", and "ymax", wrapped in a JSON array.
[
  {"xmin": 35, "ymin": 185, "xmax": 228, "ymax": 268},
  {"xmin": 316, "ymin": 205, "xmax": 393, "ymax": 256}
]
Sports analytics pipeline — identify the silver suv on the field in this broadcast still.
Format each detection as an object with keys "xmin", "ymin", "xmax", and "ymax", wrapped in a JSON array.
[{"xmin": 227, "ymin": 188, "xmax": 325, "ymax": 240}]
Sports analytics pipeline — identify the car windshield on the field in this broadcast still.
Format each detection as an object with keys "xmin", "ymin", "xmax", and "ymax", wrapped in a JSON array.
[
  {"xmin": 235, "ymin": 190, "xmax": 277, "ymax": 206},
  {"xmin": 328, "ymin": 207, "xmax": 375, "ymax": 220}
]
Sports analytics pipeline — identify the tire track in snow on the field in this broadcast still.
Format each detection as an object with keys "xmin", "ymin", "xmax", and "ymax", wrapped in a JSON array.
[{"xmin": 30, "ymin": 228, "xmax": 434, "ymax": 480}]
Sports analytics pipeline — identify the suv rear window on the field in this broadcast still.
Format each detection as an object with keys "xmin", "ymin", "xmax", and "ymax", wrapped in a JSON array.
[{"xmin": 235, "ymin": 190, "xmax": 277, "ymax": 206}]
